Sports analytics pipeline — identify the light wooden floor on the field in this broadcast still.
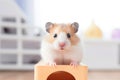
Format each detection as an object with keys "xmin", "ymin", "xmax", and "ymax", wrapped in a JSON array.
[{"xmin": 0, "ymin": 71, "xmax": 120, "ymax": 80}]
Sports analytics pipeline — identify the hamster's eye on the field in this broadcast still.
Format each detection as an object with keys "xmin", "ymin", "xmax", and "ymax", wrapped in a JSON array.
[
  {"xmin": 53, "ymin": 34, "xmax": 57, "ymax": 38},
  {"xmin": 67, "ymin": 33, "xmax": 71, "ymax": 38}
]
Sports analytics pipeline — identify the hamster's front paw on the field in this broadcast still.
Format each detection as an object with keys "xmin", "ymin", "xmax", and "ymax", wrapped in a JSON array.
[
  {"xmin": 70, "ymin": 61, "xmax": 79, "ymax": 67},
  {"xmin": 47, "ymin": 62, "xmax": 56, "ymax": 66}
]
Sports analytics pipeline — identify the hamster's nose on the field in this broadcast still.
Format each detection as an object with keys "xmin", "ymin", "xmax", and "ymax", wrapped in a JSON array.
[{"xmin": 59, "ymin": 42, "xmax": 66, "ymax": 47}]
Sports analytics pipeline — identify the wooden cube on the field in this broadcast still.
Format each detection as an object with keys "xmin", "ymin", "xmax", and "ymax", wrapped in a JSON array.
[{"xmin": 34, "ymin": 64, "xmax": 88, "ymax": 80}]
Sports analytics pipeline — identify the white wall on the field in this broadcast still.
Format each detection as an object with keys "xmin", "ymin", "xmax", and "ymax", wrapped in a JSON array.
[
  {"xmin": 34, "ymin": 0, "xmax": 120, "ymax": 39},
  {"xmin": 15, "ymin": 0, "xmax": 34, "ymax": 24},
  {"xmin": 0, "ymin": 0, "xmax": 26, "ymax": 18}
]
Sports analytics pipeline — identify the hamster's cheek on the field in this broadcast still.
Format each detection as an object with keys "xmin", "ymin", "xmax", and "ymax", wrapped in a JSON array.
[
  {"xmin": 53, "ymin": 40, "xmax": 59, "ymax": 50},
  {"xmin": 65, "ymin": 40, "xmax": 71, "ymax": 49}
]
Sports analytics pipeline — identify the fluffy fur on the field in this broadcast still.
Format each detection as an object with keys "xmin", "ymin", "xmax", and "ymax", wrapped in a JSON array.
[{"xmin": 39, "ymin": 22, "xmax": 83, "ymax": 65}]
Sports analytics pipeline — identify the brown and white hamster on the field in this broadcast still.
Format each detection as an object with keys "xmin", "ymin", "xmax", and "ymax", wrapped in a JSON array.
[{"xmin": 39, "ymin": 22, "xmax": 83, "ymax": 66}]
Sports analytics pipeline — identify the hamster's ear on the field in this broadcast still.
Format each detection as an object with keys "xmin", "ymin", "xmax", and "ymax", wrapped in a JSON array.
[
  {"xmin": 45, "ymin": 22, "xmax": 54, "ymax": 33},
  {"xmin": 71, "ymin": 22, "xmax": 79, "ymax": 33}
]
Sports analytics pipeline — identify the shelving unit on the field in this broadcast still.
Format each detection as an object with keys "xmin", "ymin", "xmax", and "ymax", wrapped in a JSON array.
[
  {"xmin": 84, "ymin": 39, "xmax": 120, "ymax": 44},
  {"xmin": 0, "ymin": 16, "xmax": 41, "ymax": 70}
]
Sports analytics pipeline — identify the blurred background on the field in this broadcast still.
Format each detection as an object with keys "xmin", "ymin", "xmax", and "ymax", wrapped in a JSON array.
[{"xmin": 0, "ymin": 0, "xmax": 120, "ymax": 80}]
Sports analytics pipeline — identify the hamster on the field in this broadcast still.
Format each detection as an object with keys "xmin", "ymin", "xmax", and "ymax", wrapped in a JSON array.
[{"xmin": 39, "ymin": 22, "xmax": 83, "ymax": 66}]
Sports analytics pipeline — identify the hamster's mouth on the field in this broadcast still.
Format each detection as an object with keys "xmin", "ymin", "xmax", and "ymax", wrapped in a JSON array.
[{"xmin": 60, "ymin": 47, "xmax": 64, "ymax": 50}]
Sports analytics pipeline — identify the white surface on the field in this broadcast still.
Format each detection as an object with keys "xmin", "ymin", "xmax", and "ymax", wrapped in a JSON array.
[
  {"xmin": 0, "ymin": 0, "xmax": 26, "ymax": 18},
  {"xmin": 83, "ymin": 40, "xmax": 120, "ymax": 70},
  {"xmin": 34, "ymin": 0, "xmax": 120, "ymax": 40},
  {"xmin": 85, "ymin": 39, "xmax": 120, "ymax": 44}
]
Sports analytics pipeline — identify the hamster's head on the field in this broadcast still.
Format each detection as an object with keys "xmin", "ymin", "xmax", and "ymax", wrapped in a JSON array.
[{"xmin": 45, "ymin": 22, "xmax": 80, "ymax": 51}]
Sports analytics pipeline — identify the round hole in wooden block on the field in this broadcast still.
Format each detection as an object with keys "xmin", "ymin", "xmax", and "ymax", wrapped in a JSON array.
[{"xmin": 47, "ymin": 71, "xmax": 76, "ymax": 80}]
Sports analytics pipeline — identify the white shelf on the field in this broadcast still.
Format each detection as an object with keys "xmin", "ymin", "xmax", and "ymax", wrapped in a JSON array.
[
  {"xmin": 22, "ymin": 36, "xmax": 41, "ymax": 41},
  {"xmin": 0, "ymin": 22, "xmax": 39, "ymax": 29},
  {"xmin": 0, "ymin": 35, "xmax": 18, "ymax": 40},
  {"xmin": 1, "ymin": 23, "xmax": 19, "ymax": 28},
  {"xmin": 0, "ymin": 49, "xmax": 40, "ymax": 54},
  {"xmin": 0, "ymin": 35, "xmax": 41, "ymax": 41},
  {"xmin": 23, "ymin": 50, "xmax": 40, "ymax": 54},
  {"xmin": 0, "ymin": 65, "xmax": 34, "ymax": 70},
  {"xmin": 0, "ymin": 49, "xmax": 19, "ymax": 53},
  {"xmin": 84, "ymin": 39, "xmax": 120, "ymax": 44}
]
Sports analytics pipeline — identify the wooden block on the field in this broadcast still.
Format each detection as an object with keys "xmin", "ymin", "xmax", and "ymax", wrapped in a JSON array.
[{"xmin": 34, "ymin": 64, "xmax": 88, "ymax": 80}]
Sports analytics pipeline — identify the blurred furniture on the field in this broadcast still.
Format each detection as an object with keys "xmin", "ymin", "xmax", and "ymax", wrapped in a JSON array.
[
  {"xmin": 83, "ymin": 39, "xmax": 120, "ymax": 70},
  {"xmin": 0, "ymin": 15, "xmax": 41, "ymax": 70}
]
